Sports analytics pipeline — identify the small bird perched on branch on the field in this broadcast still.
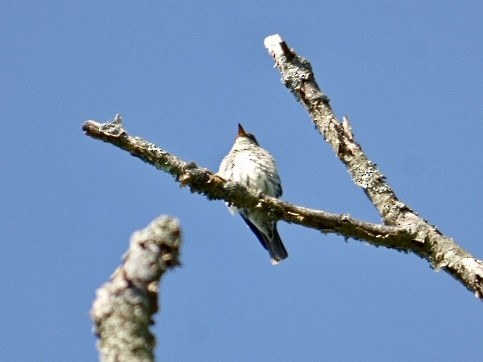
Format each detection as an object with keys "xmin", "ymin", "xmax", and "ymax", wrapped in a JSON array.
[{"xmin": 218, "ymin": 124, "xmax": 288, "ymax": 264}]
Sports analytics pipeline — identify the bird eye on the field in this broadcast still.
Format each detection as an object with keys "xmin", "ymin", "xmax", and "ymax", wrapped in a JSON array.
[{"xmin": 247, "ymin": 134, "xmax": 259, "ymax": 145}]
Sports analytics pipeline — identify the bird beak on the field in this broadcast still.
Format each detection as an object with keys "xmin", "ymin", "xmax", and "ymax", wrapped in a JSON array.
[{"xmin": 238, "ymin": 123, "xmax": 247, "ymax": 137}]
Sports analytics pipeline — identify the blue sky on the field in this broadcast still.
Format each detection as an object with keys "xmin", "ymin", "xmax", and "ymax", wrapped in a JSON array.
[{"xmin": 2, "ymin": 2, "xmax": 483, "ymax": 361}]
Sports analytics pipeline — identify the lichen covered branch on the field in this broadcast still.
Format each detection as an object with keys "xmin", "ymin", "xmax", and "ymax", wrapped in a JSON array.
[
  {"xmin": 264, "ymin": 34, "xmax": 483, "ymax": 299},
  {"xmin": 91, "ymin": 216, "xmax": 182, "ymax": 361},
  {"xmin": 82, "ymin": 117, "xmax": 414, "ymax": 250}
]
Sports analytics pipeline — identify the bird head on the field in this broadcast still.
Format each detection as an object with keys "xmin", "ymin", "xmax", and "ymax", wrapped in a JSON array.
[{"xmin": 237, "ymin": 123, "xmax": 259, "ymax": 145}]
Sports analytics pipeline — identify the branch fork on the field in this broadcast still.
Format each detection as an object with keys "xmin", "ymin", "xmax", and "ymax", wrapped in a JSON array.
[{"xmin": 84, "ymin": 34, "xmax": 483, "ymax": 310}]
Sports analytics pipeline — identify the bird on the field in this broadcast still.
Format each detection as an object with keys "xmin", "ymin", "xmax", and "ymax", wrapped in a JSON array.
[{"xmin": 218, "ymin": 123, "xmax": 288, "ymax": 264}]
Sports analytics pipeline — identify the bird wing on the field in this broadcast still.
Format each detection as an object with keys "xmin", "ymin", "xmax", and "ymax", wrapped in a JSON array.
[{"xmin": 240, "ymin": 213, "xmax": 269, "ymax": 251}]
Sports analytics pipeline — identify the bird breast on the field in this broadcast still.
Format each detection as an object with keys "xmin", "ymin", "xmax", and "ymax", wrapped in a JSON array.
[{"xmin": 228, "ymin": 149, "xmax": 281, "ymax": 198}]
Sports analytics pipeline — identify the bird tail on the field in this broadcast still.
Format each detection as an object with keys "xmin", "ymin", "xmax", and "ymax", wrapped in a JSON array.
[
  {"xmin": 266, "ymin": 226, "xmax": 288, "ymax": 265},
  {"xmin": 240, "ymin": 215, "xmax": 288, "ymax": 264}
]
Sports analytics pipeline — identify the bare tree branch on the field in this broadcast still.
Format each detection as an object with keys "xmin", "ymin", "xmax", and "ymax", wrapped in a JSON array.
[
  {"xmin": 91, "ymin": 215, "xmax": 182, "ymax": 361},
  {"xmin": 82, "ymin": 35, "xmax": 483, "ymax": 301},
  {"xmin": 264, "ymin": 33, "xmax": 483, "ymax": 299},
  {"xmin": 82, "ymin": 117, "xmax": 414, "ymax": 250}
]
